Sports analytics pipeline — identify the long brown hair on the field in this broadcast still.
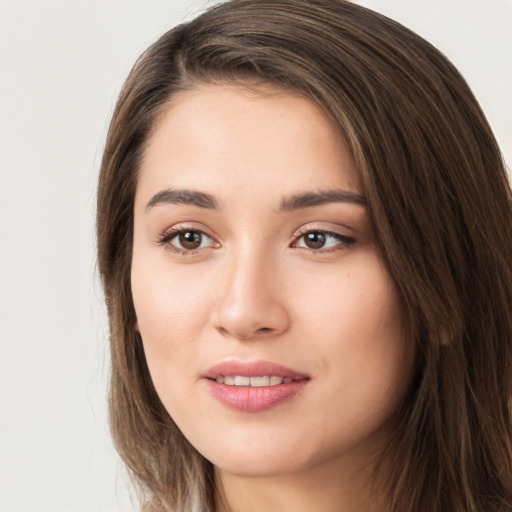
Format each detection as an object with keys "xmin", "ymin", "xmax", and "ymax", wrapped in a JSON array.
[{"xmin": 96, "ymin": 1, "xmax": 512, "ymax": 510}]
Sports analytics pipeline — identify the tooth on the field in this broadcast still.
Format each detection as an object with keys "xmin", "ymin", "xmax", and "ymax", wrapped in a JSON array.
[
  {"xmin": 218, "ymin": 375, "xmax": 292, "ymax": 387},
  {"xmin": 250, "ymin": 376, "xmax": 270, "ymax": 387},
  {"xmin": 234, "ymin": 376, "xmax": 250, "ymax": 386}
]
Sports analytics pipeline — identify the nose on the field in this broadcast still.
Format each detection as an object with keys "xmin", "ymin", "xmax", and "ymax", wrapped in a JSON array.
[{"xmin": 213, "ymin": 248, "xmax": 290, "ymax": 341}]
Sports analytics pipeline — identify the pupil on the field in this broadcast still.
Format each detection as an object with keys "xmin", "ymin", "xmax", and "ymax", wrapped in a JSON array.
[
  {"xmin": 305, "ymin": 232, "xmax": 326, "ymax": 249},
  {"xmin": 179, "ymin": 231, "xmax": 201, "ymax": 249}
]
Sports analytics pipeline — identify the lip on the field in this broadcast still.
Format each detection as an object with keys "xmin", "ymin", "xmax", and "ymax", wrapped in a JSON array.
[
  {"xmin": 203, "ymin": 360, "xmax": 310, "ymax": 412},
  {"xmin": 203, "ymin": 360, "xmax": 309, "ymax": 380}
]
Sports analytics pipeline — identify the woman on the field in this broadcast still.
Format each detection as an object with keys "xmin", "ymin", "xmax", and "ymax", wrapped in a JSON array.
[{"xmin": 96, "ymin": 1, "xmax": 512, "ymax": 510}]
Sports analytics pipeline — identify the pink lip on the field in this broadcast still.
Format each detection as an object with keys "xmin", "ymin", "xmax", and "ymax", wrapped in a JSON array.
[
  {"xmin": 203, "ymin": 360, "xmax": 310, "ymax": 412},
  {"xmin": 203, "ymin": 360, "xmax": 308, "ymax": 380}
]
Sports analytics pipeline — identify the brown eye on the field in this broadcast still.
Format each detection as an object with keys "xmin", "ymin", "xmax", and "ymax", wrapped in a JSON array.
[
  {"xmin": 294, "ymin": 230, "xmax": 355, "ymax": 252},
  {"xmin": 303, "ymin": 232, "xmax": 326, "ymax": 249},
  {"xmin": 158, "ymin": 227, "xmax": 217, "ymax": 255},
  {"xmin": 177, "ymin": 230, "xmax": 203, "ymax": 250}
]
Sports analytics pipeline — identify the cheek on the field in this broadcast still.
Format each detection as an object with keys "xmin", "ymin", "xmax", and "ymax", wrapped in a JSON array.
[
  {"xmin": 130, "ymin": 257, "xmax": 213, "ymax": 383},
  {"xmin": 301, "ymin": 255, "xmax": 407, "ymax": 405},
  {"xmin": 299, "ymin": 255, "xmax": 402, "ymax": 344}
]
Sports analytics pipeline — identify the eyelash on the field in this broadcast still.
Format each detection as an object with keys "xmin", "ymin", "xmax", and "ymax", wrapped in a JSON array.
[{"xmin": 156, "ymin": 227, "xmax": 355, "ymax": 256}]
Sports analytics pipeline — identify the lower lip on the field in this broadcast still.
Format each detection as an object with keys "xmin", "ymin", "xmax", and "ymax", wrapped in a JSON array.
[{"xmin": 204, "ymin": 379, "xmax": 309, "ymax": 412}]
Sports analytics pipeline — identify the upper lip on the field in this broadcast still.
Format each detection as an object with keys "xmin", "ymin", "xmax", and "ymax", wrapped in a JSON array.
[{"xmin": 203, "ymin": 360, "xmax": 309, "ymax": 380}]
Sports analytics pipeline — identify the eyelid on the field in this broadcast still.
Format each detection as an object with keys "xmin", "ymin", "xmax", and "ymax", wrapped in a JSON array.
[
  {"xmin": 156, "ymin": 221, "xmax": 217, "ymax": 240},
  {"xmin": 294, "ymin": 222, "xmax": 355, "ymax": 239}
]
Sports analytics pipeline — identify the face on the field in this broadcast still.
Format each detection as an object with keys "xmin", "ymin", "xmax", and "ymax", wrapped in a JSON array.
[{"xmin": 131, "ymin": 84, "xmax": 410, "ymax": 480}]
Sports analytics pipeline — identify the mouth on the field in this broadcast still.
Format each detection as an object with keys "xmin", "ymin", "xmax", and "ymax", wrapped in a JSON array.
[
  {"xmin": 203, "ymin": 360, "xmax": 310, "ymax": 412},
  {"xmin": 213, "ymin": 375, "xmax": 294, "ymax": 386}
]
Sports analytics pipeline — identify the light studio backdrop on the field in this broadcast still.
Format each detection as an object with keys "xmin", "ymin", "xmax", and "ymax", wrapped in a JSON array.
[{"xmin": 0, "ymin": 1, "xmax": 510, "ymax": 511}]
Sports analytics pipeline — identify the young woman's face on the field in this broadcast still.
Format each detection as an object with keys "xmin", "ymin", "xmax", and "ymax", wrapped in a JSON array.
[{"xmin": 132, "ymin": 84, "xmax": 411, "ymax": 479}]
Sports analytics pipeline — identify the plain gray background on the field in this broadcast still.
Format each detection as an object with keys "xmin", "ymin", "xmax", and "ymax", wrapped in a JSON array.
[{"xmin": 0, "ymin": 1, "xmax": 510, "ymax": 510}]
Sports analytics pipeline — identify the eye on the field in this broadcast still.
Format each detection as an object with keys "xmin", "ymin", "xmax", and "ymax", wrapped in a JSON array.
[
  {"xmin": 294, "ymin": 230, "xmax": 355, "ymax": 252},
  {"xmin": 174, "ymin": 230, "xmax": 207, "ymax": 250},
  {"xmin": 158, "ymin": 228, "xmax": 217, "ymax": 254}
]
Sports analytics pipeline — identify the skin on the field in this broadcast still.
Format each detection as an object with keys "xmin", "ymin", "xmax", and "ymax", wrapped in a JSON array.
[{"xmin": 131, "ymin": 84, "xmax": 412, "ymax": 512}]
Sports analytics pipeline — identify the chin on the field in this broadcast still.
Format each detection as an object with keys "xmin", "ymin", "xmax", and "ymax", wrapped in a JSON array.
[{"xmin": 200, "ymin": 437, "xmax": 329, "ymax": 479}]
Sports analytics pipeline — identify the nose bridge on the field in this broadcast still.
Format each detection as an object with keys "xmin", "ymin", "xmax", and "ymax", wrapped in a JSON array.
[{"xmin": 214, "ymin": 239, "xmax": 289, "ymax": 340}]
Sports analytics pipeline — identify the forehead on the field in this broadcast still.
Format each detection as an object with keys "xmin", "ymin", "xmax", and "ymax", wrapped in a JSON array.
[{"xmin": 136, "ymin": 83, "xmax": 361, "ymax": 208}]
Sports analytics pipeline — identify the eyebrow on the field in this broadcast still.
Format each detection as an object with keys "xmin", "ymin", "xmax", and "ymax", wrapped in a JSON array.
[
  {"xmin": 146, "ymin": 188, "xmax": 220, "ymax": 210},
  {"xmin": 145, "ymin": 187, "xmax": 366, "ymax": 212},
  {"xmin": 279, "ymin": 189, "xmax": 366, "ymax": 211}
]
